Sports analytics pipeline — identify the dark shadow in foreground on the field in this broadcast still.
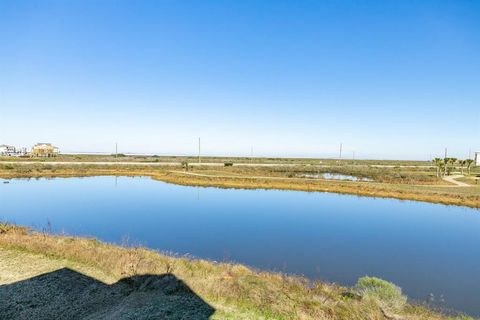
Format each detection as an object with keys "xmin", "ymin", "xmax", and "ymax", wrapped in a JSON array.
[{"xmin": 0, "ymin": 268, "xmax": 215, "ymax": 320}]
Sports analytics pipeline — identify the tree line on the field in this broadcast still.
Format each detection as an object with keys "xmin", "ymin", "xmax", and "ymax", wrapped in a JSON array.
[{"xmin": 432, "ymin": 157, "xmax": 475, "ymax": 177}]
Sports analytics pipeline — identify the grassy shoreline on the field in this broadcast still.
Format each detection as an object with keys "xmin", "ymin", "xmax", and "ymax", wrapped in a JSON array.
[
  {"xmin": 0, "ymin": 163, "xmax": 478, "ymax": 208},
  {"xmin": 0, "ymin": 224, "xmax": 470, "ymax": 319}
]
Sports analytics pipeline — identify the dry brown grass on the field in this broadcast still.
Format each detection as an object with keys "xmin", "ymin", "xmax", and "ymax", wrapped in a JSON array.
[{"xmin": 0, "ymin": 226, "xmax": 458, "ymax": 320}]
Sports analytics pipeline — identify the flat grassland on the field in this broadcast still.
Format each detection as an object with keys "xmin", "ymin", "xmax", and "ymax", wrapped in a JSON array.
[
  {"xmin": 0, "ymin": 224, "xmax": 469, "ymax": 320},
  {"xmin": 0, "ymin": 154, "xmax": 433, "ymax": 165},
  {"xmin": 1, "ymin": 155, "xmax": 478, "ymax": 208}
]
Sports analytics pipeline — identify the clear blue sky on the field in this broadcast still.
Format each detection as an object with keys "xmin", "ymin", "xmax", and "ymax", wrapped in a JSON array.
[{"xmin": 1, "ymin": 0, "xmax": 479, "ymax": 159}]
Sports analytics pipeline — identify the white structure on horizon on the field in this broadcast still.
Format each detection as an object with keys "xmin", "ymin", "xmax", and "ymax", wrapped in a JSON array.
[
  {"xmin": 475, "ymin": 151, "xmax": 480, "ymax": 166},
  {"xmin": 0, "ymin": 145, "xmax": 14, "ymax": 156},
  {"xmin": 0, "ymin": 144, "xmax": 27, "ymax": 156}
]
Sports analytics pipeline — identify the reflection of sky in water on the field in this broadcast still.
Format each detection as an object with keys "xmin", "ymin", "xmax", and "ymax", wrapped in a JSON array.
[
  {"xmin": 296, "ymin": 173, "xmax": 371, "ymax": 181},
  {"xmin": 0, "ymin": 176, "xmax": 479, "ymax": 316}
]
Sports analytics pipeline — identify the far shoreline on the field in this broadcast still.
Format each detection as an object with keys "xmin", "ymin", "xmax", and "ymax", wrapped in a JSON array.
[{"xmin": 0, "ymin": 162, "xmax": 478, "ymax": 209}]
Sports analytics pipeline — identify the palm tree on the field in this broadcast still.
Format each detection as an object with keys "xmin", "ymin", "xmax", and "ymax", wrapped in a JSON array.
[
  {"xmin": 432, "ymin": 158, "xmax": 443, "ymax": 178},
  {"xmin": 466, "ymin": 159, "xmax": 474, "ymax": 175},
  {"xmin": 448, "ymin": 158, "xmax": 457, "ymax": 176},
  {"xmin": 443, "ymin": 158, "xmax": 450, "ymax": 176},
  {"xmin": 445, "ymin": 157, "xmax": 459, "ymax": 176},
  {"xmin": 458, "ymin": 160, "xmax": 466, "ymax": 175}
]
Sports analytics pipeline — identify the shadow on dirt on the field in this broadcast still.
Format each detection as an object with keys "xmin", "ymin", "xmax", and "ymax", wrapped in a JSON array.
[{"xmin": 0, "ymin": 268, "xmax": 215, "ymax": 319}]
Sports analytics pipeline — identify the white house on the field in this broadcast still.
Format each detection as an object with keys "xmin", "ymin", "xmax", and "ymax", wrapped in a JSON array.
[
  {"xmin": 0, "ymin": 145, "xmax": 15, "ymax": 156},
  {"xmin": 0, "ymin": 145, "xmax": 28, "ymax": 156},
  {"xmin": 475, "ymin": 152, "xmax": 480, "ymax": 166}
]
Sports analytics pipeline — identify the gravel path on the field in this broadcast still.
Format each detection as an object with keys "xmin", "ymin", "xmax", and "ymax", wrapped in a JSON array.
[{"xmin": 442, "ymin": 175, "xmax": 471, "ymax": 187}]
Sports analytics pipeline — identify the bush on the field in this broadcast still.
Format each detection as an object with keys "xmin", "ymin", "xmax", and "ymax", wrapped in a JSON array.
[
  {"xmin": 355, "ymin": 276, "xmax": 407, "ymax": 311},
  {"xmin": 224, "ymin": 162, "xmax": 233, "ymax": 167}
]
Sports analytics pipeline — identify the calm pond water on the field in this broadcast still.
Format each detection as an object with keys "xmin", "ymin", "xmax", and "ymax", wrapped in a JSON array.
[
  {"xmin": 1, "ymin": 176, "xmax": 479, "ymax": 315},
  {"xmin": 297, "ymin": 173, "xmax": 372, "ymax": 181}
]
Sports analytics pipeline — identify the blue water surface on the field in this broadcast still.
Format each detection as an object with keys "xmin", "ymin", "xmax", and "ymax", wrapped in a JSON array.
[{"xmin": 0, "ymin": 176, "xmax": 479, "ymax": 315}]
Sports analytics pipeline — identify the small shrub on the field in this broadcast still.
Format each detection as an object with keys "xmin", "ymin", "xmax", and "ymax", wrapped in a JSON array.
[
  {"xmin": 224, "ymin": 162, "xmax": 233, "ymax": 167},
  {"xmin": 355, "ymin": 276, "xmax": 407, "ymax": 311}
]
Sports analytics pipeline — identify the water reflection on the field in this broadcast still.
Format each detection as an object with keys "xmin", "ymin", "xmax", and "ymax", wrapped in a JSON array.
[
  {"xmin": 0, "ymin": 177, "xmax": 478, "ymax": 315},
  {"xmin": 296, "ymin": 173, "xmax": 371, "ymax": 181}
]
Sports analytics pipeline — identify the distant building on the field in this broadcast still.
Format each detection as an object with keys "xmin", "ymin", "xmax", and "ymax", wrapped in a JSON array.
[
  {"xmin": 31, "ymin": 143, "xmax": 60, "ymax": 157},
  {"xmin": 0, "ymin": 145, "xmax": 27, "ymax": 157},
  {"xmin": 476, "ymin": 152, "xmax": 480, "ymax": 166},
  {"xmin": 0, "ymin": 145, "xmax": 15, "ymax": 156}
]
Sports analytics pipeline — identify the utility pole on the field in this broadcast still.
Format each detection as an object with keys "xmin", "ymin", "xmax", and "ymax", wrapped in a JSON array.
[
  {"xmin": 115, "ymin": 142, "xmax": 118, "ymax": 159},
  {"xmin": 444, "ymin": 147, "xmax": 448, "ymax": 176},
  {"xmin": 198, "ymin": 137, "xmax": 201, "ymax": 164}
]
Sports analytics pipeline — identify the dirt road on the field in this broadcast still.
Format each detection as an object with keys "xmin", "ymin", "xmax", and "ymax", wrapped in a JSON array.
[{"xmin": 442, "ymin": 175, "xmax": 471, "ymax": 187}]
